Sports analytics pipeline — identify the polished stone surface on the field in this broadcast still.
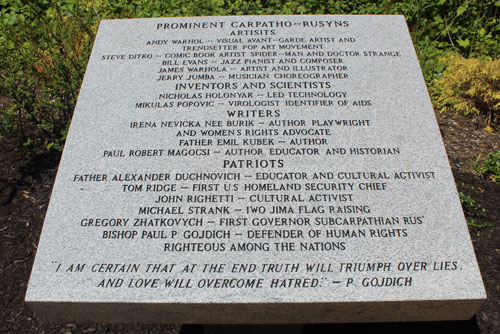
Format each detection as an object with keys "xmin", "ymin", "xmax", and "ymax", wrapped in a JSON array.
[{"xmin": 26, "ymin": 15, "xmax": 486, "ymax": 323}]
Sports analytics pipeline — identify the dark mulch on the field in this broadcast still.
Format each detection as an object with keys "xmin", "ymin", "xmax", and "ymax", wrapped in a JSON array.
[{"xmin": 0, "ymin": 110, "xmax": 499, "ymax": 334}]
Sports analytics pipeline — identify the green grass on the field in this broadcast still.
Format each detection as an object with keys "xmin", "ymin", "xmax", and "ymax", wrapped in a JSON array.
[{"xmin": 474, "ymin": 151, "xmax": 500, "ymax": 182}]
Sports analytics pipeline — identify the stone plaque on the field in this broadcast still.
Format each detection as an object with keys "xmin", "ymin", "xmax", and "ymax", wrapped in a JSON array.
[{"xmin": 26, "ymin": 15, "xmax": 486, "ymax": 324}]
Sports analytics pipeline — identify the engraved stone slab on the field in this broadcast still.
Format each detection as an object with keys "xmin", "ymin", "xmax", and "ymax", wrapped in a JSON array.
[{"xmin": 26, "ymin": 15, "xmax": 486, "ymax": 324}]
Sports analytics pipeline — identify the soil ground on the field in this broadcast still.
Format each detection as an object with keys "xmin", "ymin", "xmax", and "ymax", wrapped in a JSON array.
[{"xmin": 0, "ymin": 110, "xmax": 499, "ymax": 333}]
